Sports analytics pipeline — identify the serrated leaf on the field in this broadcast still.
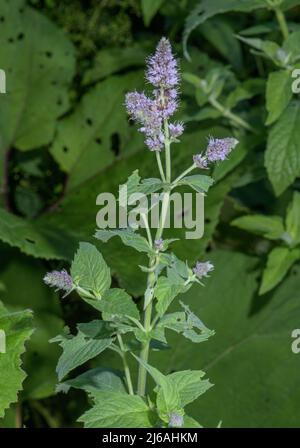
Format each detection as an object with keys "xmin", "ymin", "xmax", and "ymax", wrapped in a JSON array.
[
  {"xmin": 95, "ymin": 228, "xmax": 152, "ymax": 254},
  {"xmin": 100, "ymin": 288, "xmax": 140, "ymax": 320},
  {"xmin": 57, "ymin": 368, "xmax": 126, "ymax": 394},
  {"xmin": 79, "ymin": 391, "xmax": 155, "ymax": 427},
  {"xmin": 168, "ymin": 370, "xmax": 213, "ymax": 406},
  {"xmin": 177, "ymin": 175, "xmax": 214, "ymax": 193},
  {"xmin": 266, "ymin": 71, "xmax": 292, "ymax": 125},
  {"xmin": 51, "ymin": 330, "xmax": 112, "ymax": 381},
  {"xmin": 265, "ymin": 101, "xmax": 300, "ymax": 196},
  {"xmin": 71, "ymin": 242, "xmax": 111, "ymax": 297},
  {"xmin": 0, "ymin": 302, "xmax": 33, "ymax": 417},
  {"xmin": 231, "ymin": 214, "xmax": 285, "ymax": 240},
  {"xmin": 260, "ymin": 247, "xmax": 300, "ymax": 295},
  {"xmin": 180, "ymin": 301, "xmax": 215, "ymax": 343},
  {"xmin": 154, "ymin": 277, "xmax": 184, "ymax": 317}
]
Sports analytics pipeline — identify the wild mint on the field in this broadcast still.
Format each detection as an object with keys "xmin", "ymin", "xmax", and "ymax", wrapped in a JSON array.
[{"xmin": 46, "ymin": 37, "xmax": 236, "ymax": 428}]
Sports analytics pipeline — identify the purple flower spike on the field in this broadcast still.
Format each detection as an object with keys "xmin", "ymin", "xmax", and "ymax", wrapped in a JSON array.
[
  {"xmin": 206, "ymin": 137, "xmax": 238, "ymax": 162},
  {"xmin": 169, "ymin": 122, "xmax": 184, "ymax": 139},
  {"xmin": 44, "ymin": 269, "xmax": 73, "ymax": 292},
  {"xmin": 193, "ymin": 154, "xmax": 208, "ymax": 169},
  {"xmin": 146, "ymin": 37, "xmax": 179, "ymax": 89},
  {"xmin": 193, "ymin": 261, "xmax": 214, "ymax": 279},
  {"xmin": 168, "ymin": 413, "xmax": 184, "ymax": 428}
]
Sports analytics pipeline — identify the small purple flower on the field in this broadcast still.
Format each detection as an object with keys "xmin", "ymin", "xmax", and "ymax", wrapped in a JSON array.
[
  {"xmin": 44, "ymin": 269, "xmax": 73, "ymax": 292},
  {"xmin": 168, "ymin": 412, "xmax": 184, "ymax": 428},
  {"xmin": 206, "ymin": 137, "xmax": 238, "ymax": 162},
  {"xmin": 154, "ymin": 238, "xmax": 164, "ymax": 251},
  {"xmin": 146, "ymin": 37, "xmax": 179, "ymax": 89},
  {"xmin": 193, "ymin": 154, "xmax": 208, "ymax": 169},
  {"xmin": 169, "ymin": 122, "xmax": 184, "ymax": 139},
  {"xmin": 193, "ymin": 261, "xmax": 214, "ymax": 279}
]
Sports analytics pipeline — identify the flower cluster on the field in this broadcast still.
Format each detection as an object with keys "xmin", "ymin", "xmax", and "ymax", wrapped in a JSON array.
[
  {"xmin": 43, "ymin": 269, "xmax": 73, "ymax": 293},
  {"xmin": 168, "ymin": 412, "xmax": 184, "ymax": 428},
  {"xmin": 125, "ymin": 37, "xmax": 183, "ymax": 151},
  {"xmin": 193, "ymin": 261, "xmax": 214, "ymax": 279},
  {"xmin": 193, "ymin": 137, "xmax": 239, "ymax": 169}
]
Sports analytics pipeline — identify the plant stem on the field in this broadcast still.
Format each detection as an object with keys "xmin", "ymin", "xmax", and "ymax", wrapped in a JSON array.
[
  {"xmin": 141, "ymin": 213, "xmax": 153, "ymax": 247},
  {"xmin": 117, "ymin": 334, "xmax": 134, "ymax": 395},
  {"xmin": 164, "ymin": 120, "xmax": 171, "ymax": 182},
  {"xmin": 173, "ymin": 164, "xmax": 196, "ymax": 185},
  {"xmin": 209, "ymin": 96, "xmax": 257, "ymax": 133},
  {"xmin": 156, "ymin": 151, "xmax": 166, "ymax": 182},
  {"xmin": 274, "ymin": 7, "xmax": 289, "ymax": 40}
]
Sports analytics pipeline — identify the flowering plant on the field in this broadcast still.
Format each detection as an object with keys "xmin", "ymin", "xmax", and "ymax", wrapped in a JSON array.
[{"xmin": 46, "ymin": 38, "xmax": 237, "ymax": 428}]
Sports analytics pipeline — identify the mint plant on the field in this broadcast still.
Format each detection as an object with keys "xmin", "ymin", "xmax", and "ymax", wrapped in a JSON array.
[{"xmin": 45, "ymin": 38, "xmax": 237, "ymax": 428}]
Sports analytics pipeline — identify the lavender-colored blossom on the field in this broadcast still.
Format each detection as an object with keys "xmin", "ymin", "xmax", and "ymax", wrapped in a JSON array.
[
  {"xmin": 146, "ymin": 37, "xmax": 179, "ymax": 89},
  {"xmin": 169, "ymin": 122, "xmax": 184, "ymax": 139},
  {"xmin": 168, "ymin": 413, "xmax": 184, "ymax": 428},
  {"xmin": 193, "ymin": 261, "xmax": 214, "ymax": 279},
  {"xmin": 154, "ymin": 238, "xmax": 164, "ymax": 251},
  {"xmin": 193, "ymin": 154, "xmax": 208, "ymax": 169},
  {"xmin": 206, "ymin": 137, "xmax": 238, "ymax": 162},
  {"xmin": 44, "ymin": 269, "xmax": 73, "ymax": 292}
]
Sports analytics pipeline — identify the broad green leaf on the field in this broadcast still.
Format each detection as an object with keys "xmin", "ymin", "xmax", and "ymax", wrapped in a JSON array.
[
  {"xmin": 0, "ymin": 301, "xmax": 33, "ymax": 417},
  {"xmin": 71, "ymin": 242, "xmax": 111, "ymax": 297},
  {"xmin": 79, "ymin": 391, "xmax": 155, "ymax": 428},
  {"xmin": 57, "ymin": 368, "xmax": 126, "ymax": 394},
  {"xmin": 282, "ymin": 30, "xmax": 300, "ymax": 62},
  {"xmin": 51, "ymin": 330, "xmax": 113, "ymax": 381},
  {"xmin": 231, "ymin": 214, "xmax": 285, "ymax": 240},
  {"xmin": 77, "ymin": 320, "xmax": 114, "ymax": 339},
  {"xmin": 141, "ymin": 0, "xmax": 164, "ymax": 26},
  {"xmin": 50, "ymin": 72, "xmax": 143, "ymax": 191},
  {"xmin": 177, "ymin": 175, "xmax": 214, "ymax": 193},
  {"xmin": 0, "ymin": 207, "xmax": 78, "ymax": 260},
  {"xmin": 266, "ymin": 71, "xmax": 292, "ymax": 125},
  {"xmin": 154, "ymin": 277, "xmax": 184, "ymax": 316},
  {"xmin": 260, "ymin": 247, "xmax": 300, "ymax": 295},
  {"xmin": 152, "ymin": 250, "xmax": 300, "ymax": 427},
  {"xmin": 133, "ymin": 356, "xmax": 181, "ymax": 422},
  {"xmin": 180, "ymin": 301, "xmax": 215, "ymax": 343},
  {"xmin": 265, "ymin": 101, "xmax": 300, "ymax": 196},
  {"xmin": 183, "ymin": 415, "xmax": 203, "ymax": 428},
  {"xmin": 168, "ymin": 370, "xmax": 212, "ymax": 406},
  {"xmin": 183, "ymin": 0, "xmax": 266, "ymax": 59},
  {"xmin": 99, "ymin": 288, "xmax": 140, "ymax": 320},
  {"xmin": 0, "ymin": 0, "xmax": 75, "ymax": 152},
  {"xmin": 95, "ymin": 229, "xmax": 152, "ymax": 254},
  {"xmin": 285, "ymin": 191, "xmax": 300, "ymax": 246}
]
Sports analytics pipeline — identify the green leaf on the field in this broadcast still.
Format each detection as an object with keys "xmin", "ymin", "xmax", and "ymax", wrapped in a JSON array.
[
  {"xmin": 180, "ymin": 301, "xmax": 215, "ymax": 343},
  {"xmin": 152, "ymin": 250, "xmax": 300, "ymax": 427},
  {"xmin": 0, "ymin": 301, "xmax": 33, "ymax": 417},
  {"xmin": 0, "ymin": 0, "xmax": 75, "ymax": 154},
  {"xmin": 51, "ymin": 330, "xmax": 112, "ymax": 381},
  {"xmin": 141, "ymin": 0, "xmax": 164, "ymax": 26},
  {"xmin": 50, "ymin": 72, "xmax": 143, "ymax": 191},
  {"xmin": 154, "ymin": 277, "xmax": 184, "ymax": 317},
  {"xmin": 286, "ymin": 191, "xmax": 300, "ymax": 246},
  {"xmin": 183, "ymin": 0, "xmax": 266, "ymax": 59},
  {"xmin": 79, "ymin": 391, "xmax": 155, "ymax": 427},
  {"xmin": 260, "ymin": 247, "xmax": 300, "ymax": 295},
  {"xmin": 282, "ymin": 30, "xmax": 300, "ymax": 62},
  {"xmin": 133, "ymin": 356, "xmax": 181, "ymax": 422},
  {"xmin": 183, "ymin": 415, "xmax": 203, "ymax": 428},
  {"xmin": 177, "ymin": 175, "xmax": 214, "ymax": 193},
  {"xmin": 99, "ymin": 288, "xmax": 140, "ymax": 320},
  {"xmin": 95, "ymin": 229, "xmax": 152, "ymax": 254},
  {"xmin": 71, "ymin": 243, "xmax": 111, "ymax": 297},
  {"xmin": 266, "ymin": 71, "xmax": 293, "ymax": 125},
  {"xmin": 231, "ymin": 214, "xmax": 285, "ymax": 240},
  {"xmin": 57, "ymin": 368, "xmax": 126, "ymax": 394},
  {"xmin": 265, "ymin": 101, "xmax": 300, "ymax": 196},
  {"xmin": 168, "ymin": 370, "xmax": 213, "ymax": 406}
]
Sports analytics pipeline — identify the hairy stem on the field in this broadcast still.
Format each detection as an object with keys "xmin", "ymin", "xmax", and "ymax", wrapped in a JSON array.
[
  {"xmin": 156, "ymin": 151, "xmax": 166, "ymax": 182},
  {"xmin": 117, "ymin": 334, "xmax": 134, "ymax": 395}
]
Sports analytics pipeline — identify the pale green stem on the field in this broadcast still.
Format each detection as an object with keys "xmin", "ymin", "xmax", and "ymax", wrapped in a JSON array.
[
  {"xmin": 274, "ymin": 7, "xmax": 289, "ymax": 40},
  {"xmin": 209, "ymin": 96, "xmax": 257, "ymax": 133},
  {"xmin": 117, "ymin": 334, "xmax": 134, "ymax": 395},
  {"xmin": 173, "ymin": 164, "xmax": 196, "ymax": 185},
  {"xmin": 156, "ymin": 151, "xmax": 166, "ymax": 182},
  {"xmin": 164, "ymin": 120, "xmax": 171, "ymax": 182},
  {"xmin": 141, "ymin": 213, "xmax": 153, "ymax": 247}
]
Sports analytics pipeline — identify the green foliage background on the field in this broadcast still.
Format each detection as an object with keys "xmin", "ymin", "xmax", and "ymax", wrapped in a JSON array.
[{"xmin": 1, "ymin": 0, "xmax": 300, "ymax": 427}]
